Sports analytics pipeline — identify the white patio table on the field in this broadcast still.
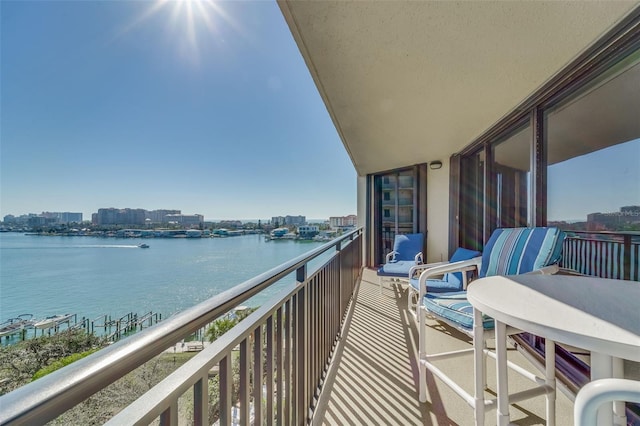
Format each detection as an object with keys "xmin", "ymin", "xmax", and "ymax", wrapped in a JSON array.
[{"xmin": 467, "ymin": 274, "xmax": 640, "ymax": 426}]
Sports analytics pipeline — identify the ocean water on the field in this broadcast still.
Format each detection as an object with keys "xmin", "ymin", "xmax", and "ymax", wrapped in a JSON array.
[{"xmin": 0, "ymin": 233, "xmax": 327, "ymax": 324}]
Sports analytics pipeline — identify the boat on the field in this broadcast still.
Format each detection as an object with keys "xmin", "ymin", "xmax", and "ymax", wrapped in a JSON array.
[
  {"xmin": 270, "ymin": 228, "xmax": 289, "ymax": 239},
  {"xmin": 34, "ymin": 313, "xmax": 74, "ymax": 329},
  {"xmin": 138, "ymin": 243, "xmax": 150, "ymax": 248},
  {"xmin": 266, "ymin": 227, "xmax": 298, "ymax": 240},
  {"xmin": 0, "ymin": 314, "xmax": 35, "ymax": 338}
]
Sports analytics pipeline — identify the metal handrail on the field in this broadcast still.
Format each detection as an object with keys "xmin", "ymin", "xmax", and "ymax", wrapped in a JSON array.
[
  {"xmin": 105, "ymin": 258, "xmax": 313, "ymax": 424},
  {"xmin": 573, "ymin": 378, "xmax": 640, "ymax": 426},
  {"xmin": 0, "ymin": 228, "xmax": 362, "ymax": 425},
  {"xmin": 561, "ymin": 230, "xmax": 640, "ymax": 281}
]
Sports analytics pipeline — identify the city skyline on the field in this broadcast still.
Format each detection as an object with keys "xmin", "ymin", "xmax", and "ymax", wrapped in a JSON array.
[
  {"xmin": 2, "ymin": 207, "xmax": 356, "ymax": 225},
  {"xmin": 1, "ymin": 1, "xmax": 356, "ymax": 221}
]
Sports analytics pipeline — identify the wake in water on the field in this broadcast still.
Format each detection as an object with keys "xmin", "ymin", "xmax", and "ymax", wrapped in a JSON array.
[
  {"xmin": 1, "ymin": 245, "xmax": 141, "ymax": 249},
  {"xmin": 76, "ymin": 245, "xmax": 140, "ymax": 249}
]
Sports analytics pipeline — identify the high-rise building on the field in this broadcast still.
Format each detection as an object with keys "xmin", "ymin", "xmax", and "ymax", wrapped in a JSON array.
[
  {"xmin": 146, "ymin": 210, "xmax": 181, "ymax": 223},
  {"xmin": 587, "ymin": 206, "xmax": 640, "ymax": 231},
  {"xmin": 330, "ymin": 215, "xmax": 357, "ymax": 229},
  {"xmin": 41, "ymin": 212, "xmax": 83, "ymax": 223},
  {"xmin": 271, "ymin": 215, "xmax": 306, "ymax": 226},
  {"xmin": 96, "ymin": 208, "xmax": 146, "ymax": 226}
]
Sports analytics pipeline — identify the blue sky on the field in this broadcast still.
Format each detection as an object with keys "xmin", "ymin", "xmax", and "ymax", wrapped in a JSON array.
[
  {"xmin": 0, "ymin": 0, "xmax": 356, "ymax": 221},
  {"xmin": 547, "ymin": 139, "xmax": 640, "ymax": 222}
]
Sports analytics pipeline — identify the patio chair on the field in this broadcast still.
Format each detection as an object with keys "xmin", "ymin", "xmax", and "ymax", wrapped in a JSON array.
[
  {"xmin": 377, "ymin": 232, "xmax": 424, "ymax": 294},
  {"xmin": 406, "ymin": 247, "xmax": 481, "ymax": 316},
  {"xmin": 416, "ymin": 227, "xmax": 565, "ymax": 425}
]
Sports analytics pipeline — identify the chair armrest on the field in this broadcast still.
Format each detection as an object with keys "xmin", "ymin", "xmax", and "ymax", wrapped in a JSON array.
[
  {"xmin": 408, "ymin": 261, "xmax": 449, "ymax": 277},
  {"xmin": 415, "ymin": 252, "xmax": 423, "ymax": 264},
  {"xmin": 385, "ymin": 251, "xmax": 398, "ymax": 263},
  {"xmin": 418, "ymin": 257, "xmax": 482, "ymax": 297},
  {"xmin": 525, "ymin": 264, "xmax": 560, "ymax": 275}
]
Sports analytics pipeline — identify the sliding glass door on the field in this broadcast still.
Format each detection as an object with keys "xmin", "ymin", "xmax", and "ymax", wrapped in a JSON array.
[{"xmin": 369, "ymin": 164, "xmax": 427, "ymax": 266}]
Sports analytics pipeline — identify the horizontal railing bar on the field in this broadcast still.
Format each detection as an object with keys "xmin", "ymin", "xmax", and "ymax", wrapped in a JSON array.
[
  {"xmin": 105, "ymin": 237, "xmax": 359, "ymax": 424},
  {"xmin": 0, "ymin": 228, "xmax": 362, "ymax": 426},
  {"xmin": 565, "ymin": 231, "xmax": 640, "ymax": 237}
]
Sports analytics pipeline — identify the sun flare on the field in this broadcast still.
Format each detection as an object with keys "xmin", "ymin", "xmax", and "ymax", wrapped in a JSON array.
[{"xmin": 116, "ymin": 0, "xmax": 238, "ymax": 65}]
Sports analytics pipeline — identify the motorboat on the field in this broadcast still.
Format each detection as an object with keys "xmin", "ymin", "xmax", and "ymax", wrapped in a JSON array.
[
  {"xmin": 34, "ymin": 314, "xmax": 74, "ymax": 329},
  {"xmin": 138, "ymin": 243, "xmax": 150, "ymax": 248}
]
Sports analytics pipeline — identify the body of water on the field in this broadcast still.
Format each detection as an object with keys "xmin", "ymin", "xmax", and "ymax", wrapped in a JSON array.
[{"xmin": 0, "ymin": 233, "xmax": 326, "ymax": 326}]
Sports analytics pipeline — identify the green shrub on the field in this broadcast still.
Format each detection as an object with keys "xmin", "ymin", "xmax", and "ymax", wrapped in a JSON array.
[{"xmin": 32, "ymin": 348, "xmax": 100, "ymax": 381}]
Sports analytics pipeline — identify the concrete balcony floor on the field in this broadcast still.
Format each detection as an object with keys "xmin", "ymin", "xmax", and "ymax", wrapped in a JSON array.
[{"xmin": 313, "ymin": 268, "xmax": 575, "ymax": 425}]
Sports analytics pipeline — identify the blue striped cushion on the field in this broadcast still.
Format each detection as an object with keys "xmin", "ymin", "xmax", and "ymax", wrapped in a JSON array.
[
  {"xmin": 423, "ymin": 292, "xmax": 494, "ymax": 330},
  {"xmin": 479, "ymin": 227, "xmax": 565, "ymax": 278}
]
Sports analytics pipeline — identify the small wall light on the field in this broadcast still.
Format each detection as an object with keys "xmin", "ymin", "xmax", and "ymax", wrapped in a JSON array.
[{"xmin": 429, "ymin": 160, "xmax": 443, "ymax": 170}]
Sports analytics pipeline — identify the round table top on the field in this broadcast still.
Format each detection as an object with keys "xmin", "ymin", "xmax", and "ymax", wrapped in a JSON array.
[{"xmin": 467, "ymin": 274, "xmax": 640, "ymax": 361}]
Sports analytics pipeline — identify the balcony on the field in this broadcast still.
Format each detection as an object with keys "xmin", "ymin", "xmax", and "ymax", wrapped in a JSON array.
[
  {"xmin": 5, "ymin": 229, "xmax": 639, "ymax": 425},
  {"xmin": 315, "ymin": 268, "xmax": 578, "ymax": 425}
]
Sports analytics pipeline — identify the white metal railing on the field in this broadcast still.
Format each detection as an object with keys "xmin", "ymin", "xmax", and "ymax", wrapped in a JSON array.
[
  {"xmin": 0, "ymin": 228, "xmax": 363, "ymax": 425},
  {"xmin": 573, "ymin": 379, "xmax": 640, "ymax": 426}
]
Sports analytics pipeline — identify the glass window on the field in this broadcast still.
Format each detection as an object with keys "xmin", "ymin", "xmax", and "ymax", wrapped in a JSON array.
[
  {"xmin": 459, "ymin": 150, "xmax": 485, "ymax": 251},
  {"xmin": 546, "ymin": 58, "xmax": 640, "ymax": 232},
  {"xmin": 492, "ymin": 124, "xmax": 531, "ymax": 228}
]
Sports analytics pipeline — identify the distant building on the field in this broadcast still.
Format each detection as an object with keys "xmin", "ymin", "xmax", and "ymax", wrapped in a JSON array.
[
  {"xmin": 28, "ymin": 216, "xmax": 57, "ymax": 227},
  {"xmin": 4, "ymin": 212, "xmax": 81, "ymax": 225},
  {"xmin": 146, "ymin": 209, "xmax": 181, "ymax": 223},
  {"xmin": 271, "ymin": 215, "xmax": 306, "ymax": 226},
  {"xmin": 41, "ymin": 212, "xmax": 83, "ymax": 223},
  {"xmin": 165, "ymin": 214, "xmax": 204, "ymax": 227},
  {"xmin": 218, "ymin": 220, "xmax": 243, "ymax": 229},
  {"xmin": 96, "ymin": 208, "xmax": 147, "ymax": 226},
  {"xmin": 297, "ymin": 225, "xmax": 319, "ymax": 239},
  {"xmin": 621, "ymin": 206, "xmax": 640, "ymax": 214},
  {"xmin": 587, "ymin": 206, "xmax": 640, "ymax": 231},
  {"xmin": 330, "ymin": 215, "xmax": 357, "ymax": 229}
]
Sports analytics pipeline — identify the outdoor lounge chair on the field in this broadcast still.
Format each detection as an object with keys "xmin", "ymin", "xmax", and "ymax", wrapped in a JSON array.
[
  {"xmin": 377, "ymin": 232, "xmax": 424, "ymax": 294},
  {"xmin": 416, "ymin": 227, "xmax": 565, "ymax": 425}
]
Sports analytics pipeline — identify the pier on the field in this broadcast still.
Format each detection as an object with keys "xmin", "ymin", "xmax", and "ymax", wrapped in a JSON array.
[{"xmin": 0, "ymin": 311, "xmax": 162, "ymax": 345}]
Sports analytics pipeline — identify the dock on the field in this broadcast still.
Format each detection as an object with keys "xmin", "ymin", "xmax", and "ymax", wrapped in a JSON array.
[{"xmin": 0, "ymin": 311, "xmax": 162, "ymax": 345}]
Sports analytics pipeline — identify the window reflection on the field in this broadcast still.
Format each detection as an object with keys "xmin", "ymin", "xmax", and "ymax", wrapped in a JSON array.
[
  {"xmin": 493, "ymin": 125, "xmax": 531, "ymax": 229},
  {"xmin": 546, "ymin": 59, "xmax": 640, "ymax": 232},
  {"xmin": 460, "ymin": 150, "xmax": 485, "ymax": 251}
]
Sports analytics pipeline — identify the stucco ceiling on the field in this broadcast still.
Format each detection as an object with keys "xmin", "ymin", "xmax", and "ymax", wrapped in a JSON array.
[{"xmin": 279, "ymin": 1, "xmax": 639, "ymax": 176}]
